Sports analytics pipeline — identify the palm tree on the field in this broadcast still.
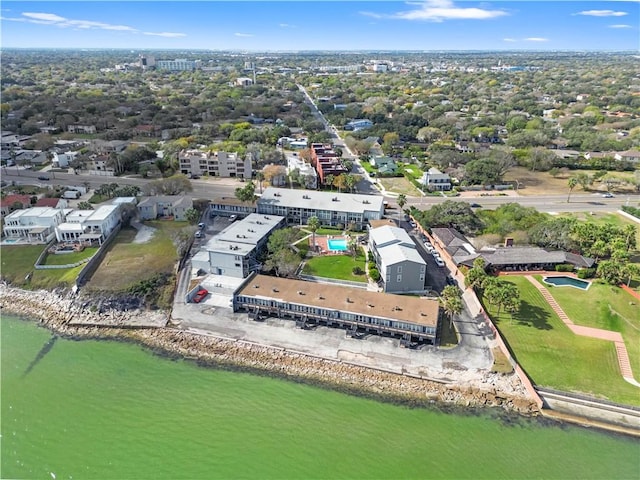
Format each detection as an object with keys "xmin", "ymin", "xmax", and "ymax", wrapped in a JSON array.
[
  {"xmin": 567, "ymin": 177, "xmax": 578, "ymax": 203},
  {"xmin": 344, "ymin": 173, "xmax": 357, "ymax": 193},
  {"xmin": 255, "ymin": 171, "xmax": 265, "ymax": 194},
  {"xmin": 307, "ymin": 216, "xmax": 320, "ymax": 253},
  {"xmin": 397, "ymin": 194, "xmax": 407, "ymax": 210},
  {"xmin": 324, "ymin": 174, "xmax": 335, "ymax": 191},
  {"xmin": 440, "ymin": 285, "xmax": 463, "ymax": 328}
]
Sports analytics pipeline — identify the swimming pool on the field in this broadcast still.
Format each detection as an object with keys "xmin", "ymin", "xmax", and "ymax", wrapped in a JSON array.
[
  {"xmin": 543, "ymin": 275, "xmax": 591, "ymax": 290},
  {"xmin": 327, "ymin": 238, "xmax": 348, "ymax": 251},
  {"xmin": 3, "ymin": 238, "xmax": 19, "ymax": 244}
]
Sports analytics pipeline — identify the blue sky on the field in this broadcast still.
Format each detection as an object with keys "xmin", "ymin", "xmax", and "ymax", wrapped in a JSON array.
[{"xmin": 1, "ymin": 1, "xmax": 639, "ymax": 50}]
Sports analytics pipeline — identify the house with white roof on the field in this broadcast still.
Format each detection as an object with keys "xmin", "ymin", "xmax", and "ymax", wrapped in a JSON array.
[
  {"xmin": 287, "ymin": 154, "xmax": 317, "ymax": 189},
  {"xmin": 3, "ymin": 207, "xmax": 65, "ymax": 243},
  {"xmin": 420, "ymin": 168, "xmax": 452, "ymax": 191},
  {"xmin": 368, "ymin": 225, "xmax": 426, "ymax": 293},
  {"xmin": 55, "ymin": 205, "xmax": 120, "ymax": 245},
  {"xmin": 192, "ymin": 213, "xmax": 285, "ymax": 278}
]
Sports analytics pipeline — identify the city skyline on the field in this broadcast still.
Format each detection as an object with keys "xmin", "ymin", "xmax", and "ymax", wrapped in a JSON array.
[{"xmin": 1, "ymin": 1, "xmax": 639, "ymax": 51}]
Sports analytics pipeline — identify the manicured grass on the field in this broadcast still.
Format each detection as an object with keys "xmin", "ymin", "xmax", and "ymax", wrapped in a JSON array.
[
  {"xmin": 302, "ymin": 248, "xmax": 366, "ymax": 282},
  {"xmin": 485, "ymin": 276, "xmax": 640, "ymax": 406},
  {"xmin": 379, "ymin": 177, "xmax": 422, "ymax": 196},
  {"xmin": 43, "ymin": 247, "xmax": 98, "ymax": 265},
  {"xmin": 402, "ymin": 163, "xmax": 423, "ymax": 180},
  {"xmin": 0, "ymin": 245, "xmax": 87, "ymax": 289},
  {"xmin": 315, "ymin": 227, "xmax": 345, "ymax": 235},
  {"xmin": 360, "ymin": 161, "xmax": 376, "ymax": 174},
  {"xmin": 87, "ymin": 221, "xmax": 184, "ymax": 291},
  {"xmin": 438, "ymin": 316, "xmax": 459, "ymax": 348},
  {"xmin": 535, "ymin": 276, "xmax": 640, "ymax": 380}
]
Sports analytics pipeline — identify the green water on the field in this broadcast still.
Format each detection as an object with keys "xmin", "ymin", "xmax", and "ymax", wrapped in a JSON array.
[{"xmin": 2, "ymin": 316, "xmax": 639, "ymax": 480}]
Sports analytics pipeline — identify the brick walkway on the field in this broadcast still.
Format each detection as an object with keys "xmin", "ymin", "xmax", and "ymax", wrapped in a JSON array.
[{"xmin": 525, "ymin": 276, "xmax": 639, "ymax": 387}]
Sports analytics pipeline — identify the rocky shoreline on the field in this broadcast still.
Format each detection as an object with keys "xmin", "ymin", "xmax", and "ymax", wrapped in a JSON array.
[{"xmin": 0, "ymin": 284, "xmax": 540, "ymax": 415}]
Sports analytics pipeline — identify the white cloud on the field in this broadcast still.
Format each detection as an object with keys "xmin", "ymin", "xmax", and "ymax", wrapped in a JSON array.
[
  {"xmin": 608, "ymin": 24, "xmax": 633, "ymax": 28},
  {"xmin": 503, "ymin": 37, "xmax": 517, "ymax": 42},
  {"xmin": 575, "ymin": 10, "xmax": 628, "ymax": 17},
  {"xmin": 143, "ymin": 31, "xmax": 187, "ymax": 38},
  {"xmin": 234, "ymin": 32, "xmax": 254, "ymax": 37},
  {"xmin": 8, "ymin": 11, "xmax": 185, "ymax": 37},
  {"xmin": 279, "ymin": 23, "xmax": 296, "ymax": 28},
  {"xmin": 361, "ymin": 0, "xmax": 508, "ymax": 22},
  {"xmin": 525, "ymin": 37, "xmax": 549, "ymax": 42}
]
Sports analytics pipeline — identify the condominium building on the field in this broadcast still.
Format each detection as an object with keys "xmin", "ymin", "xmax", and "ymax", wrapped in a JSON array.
[
  {"xmin": 178, "ymin": 149, "xmax": 252, "ymax": 179},
  {"xmin": 309, "ymin": 143, "xmax": 348, "ymax": 185},
  {"xmin": 156, "ymin": 59, "xmax": 198, "ymax": 71}
]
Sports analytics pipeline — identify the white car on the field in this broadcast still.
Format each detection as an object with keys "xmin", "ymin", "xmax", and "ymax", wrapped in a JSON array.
[
  {"xmin": 424, "ymin": 243, "xmax": 434, "ymax": 253},
  {"xmin": 434, "ymin": 257, "xmax": 445, "ymax": 267},
  {"xmin": 602, "ymin": 193, "xmax": 614, "ymax": 198},
  {"xmin": 229, "ymin": 215, "xmax": 238, "ymax": 221}
]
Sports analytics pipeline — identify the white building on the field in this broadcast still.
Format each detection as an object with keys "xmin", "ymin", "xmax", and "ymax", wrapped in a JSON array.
[
  {"xmin": 420, "ymin": 168, "xmax": 452, "ymax": 191},
  {"xmin": 3, "ymin": 207, "xmax": 65, "ymax": 243},
  {"xmin": 52, "ymin": 151, "xmax": 78, "ymax": 168},
  {"xmin": 156, "ymin": 59, "xmax": 198, "ymax": 71},
  {"xmin": 193, "ymin": 213, "xmax": 285, "ymax": 278},
  {"xmin": 287, "ymin": 155, "xmax": 317, "ymax": 189},
  {"xmin": 55, "ymin": 205, "xmax": 120, "ymax": 245},
  {"xmin": 137, "ymin": 196, "xmax": 193, "ymax": 221},
  {"xmin": 178, "ymin": 149, "xmax": 252, "ymax": 179},
  {"xmin": 368, "ymin": 225, "xmax": 427, "ymax": 294}
]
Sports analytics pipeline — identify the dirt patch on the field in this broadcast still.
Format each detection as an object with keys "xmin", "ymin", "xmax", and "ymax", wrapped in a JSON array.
[
  {"xmin": 132, "ymin": 225, "xmax": 157, "ymax": 244},
  {"xmin": 378, "ymin": 177, "xmax": 422, "ymax": 196}
]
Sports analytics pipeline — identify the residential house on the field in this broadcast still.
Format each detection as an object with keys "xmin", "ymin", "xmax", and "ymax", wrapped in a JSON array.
[
  {"xmin": 429, "ymin": 227, "xmax": 594, "ymax": 272},
  {"xmin": 178, "ymin": 149, "xmax": 252, "ymax": 179},
  {"xmin": 614, "ymin": 150, "xmax": 640, "ymax": 163},
  {"xmin": 287, "ymin": 154, "xmax": 318, "ymax": 189},
  {"xmin": 236, "ymin": 77, "xmax": 254, "ymax": 87},
  {"xmin": 13, "ymin": 149, "xmax": 48, "ymax": 167},
  {"xmin": 234, "ymin": 274, "xmax": 439, "ymax": 344},
  {"xmin": 137, "ymin": 195, "xmax": 193, "ymax": 221},
  {"xmin": 52, "ymin": 151, "xmax": 78, "ymax": 168},
  {"xmin": 90, "ymin": 140, "xmax": 128, "ymax": 154},
  {"xmin": 68, "ymin": 125, "xmax": 97, "ymax": 134},
  {"xmin": 344, "ymin": 119, "xmax": 373, "ymax": 131},
  {"xmin": 35, "ymin": 197, "xmax": 68, "ymax": 209},
  {"xmin": 257, "ymin": 187, "xmax": 384, "ymax": 230},
  {"xmin": 192, "ymin": 213, "xmax": 285, "ymax": 278},
  {"xmin": 368, "ymin": 225, "xmax": 427, "ymax": 294},
  {"xmin": 420, "ymin": 168, "xmax": 451, "ymax": 191},
  {"xmin": 1, "ymin": 194, "xmax": 32, "ymax": 216},
  {"xmin": 369, "ymin": 156, "xmax": 398, "ymax": 175},
  {"xmin": 3, "ymin": 207, "xmax": 65, "ymax": 243},
  {"xmin": 55, "ymin": 205, "xmax": 121, "ymax": 245},
  {"xmin": 133, "ymin": 124, "xmax": 162, "ymax": 137}
]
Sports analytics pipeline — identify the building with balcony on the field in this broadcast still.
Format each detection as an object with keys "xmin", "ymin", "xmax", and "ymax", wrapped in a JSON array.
[
  {"xmin": 178, "ymin": 149, "xmax": 252, "ymax": 179},
  {"xmin": 257, "ymin": 187, "xmax": 384, "ymax": 230},
  {"xmin": 192, "ymin": 213, "xmax": 285, "ymax": 278},
  {"xmin": 156, "ymin": 59, "xmax": 198, "ymax": 71},
  {"xmin": 368, "ymin": 225, "xmax": 426, "ymax": 293},
  {"xmin": 309, "ymin": 143, "xmax": 348, "ymax": 185},
  {"xmin": 420, "ymin": 168, "xmax": 452, "ymax": 191},
  {"xmin": 287, "ymin": 154, "xmax": 318, "ymax": 189},
  {"xmin": 3, "ymin": 207, "xmax": 65, "ymax": 243},
  {"xmin": 54, "ymin": 205, "xmax": 120, "ymax": 245},
  {"xmin": 234, "ymin": 274, "xmax": 440, "ymax": 345}
]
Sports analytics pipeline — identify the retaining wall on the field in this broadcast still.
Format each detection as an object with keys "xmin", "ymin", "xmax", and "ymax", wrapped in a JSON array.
[{"xmin": 76, "ymin": 224, "xmax": 122, "ymax": 287}]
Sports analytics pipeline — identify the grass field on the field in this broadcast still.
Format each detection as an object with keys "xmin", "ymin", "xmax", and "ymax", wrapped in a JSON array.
[
  {"xmin": 402, "ymin": 163, "xmax": 423, "ymax": 180},
  {"xmin": 534, "ymin": 276, "xmax": 640, "ymax": 379},
  {"xmin": 302, "ymin": 248, "xmax": 367, "ymax": 282},
  {"xmin": 43, "ymin": 247, "xmax": 98, "ymax": 265},
  {"xmin": 86, "ymin": 221, "xmax": 185, "ymax": 291},
  {"xmin": 0, "ymin": 245, "xmax": 87, "ymax": 289},
  {"xmin": 379, "ymin": 177, "xmax": 422, "ymax": 196},
  {"xmin": 485, "ymin": 276, "xmax": 640, "ymax": 406}
]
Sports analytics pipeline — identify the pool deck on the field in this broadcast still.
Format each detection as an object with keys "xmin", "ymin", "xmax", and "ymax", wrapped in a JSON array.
[{"xmin": 310, "ymin": 235, "xmax": 349, "ymax": 254}]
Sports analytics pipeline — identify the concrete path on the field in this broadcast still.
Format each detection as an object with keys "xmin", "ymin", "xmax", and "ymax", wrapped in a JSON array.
[{"xmin": 525, "ymin": 276, "xmax": 640, "ymax": 387}]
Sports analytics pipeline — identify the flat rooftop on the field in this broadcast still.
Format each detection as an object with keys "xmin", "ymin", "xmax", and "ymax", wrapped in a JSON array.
[
  {"xmin": 258, "ymin": 187, "xmax": 384, "ymax": 215},
  {"xmin": 236, "ymin": 275, "xmax": 439, "ymax": 327}
]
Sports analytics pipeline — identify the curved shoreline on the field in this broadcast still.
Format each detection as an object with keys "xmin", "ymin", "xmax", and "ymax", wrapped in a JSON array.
[{"xmin": 1, "ymin": 284, "xmax": 540, "ymax": 415}]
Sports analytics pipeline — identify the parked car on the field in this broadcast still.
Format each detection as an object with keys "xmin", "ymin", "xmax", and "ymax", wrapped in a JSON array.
[
  {"xmin": 434, "ymin": 257, "xmax": 445, "ymax": 267},
  {"xmin": 192, "ymin": 288, "xmax": 209, "ymax": 303},
  {"xmin": 470, "ymin": 202, "xmax": 481, "ymax": 208},
  {"xmin": 424, "ymin": 242, "xmax": 434, "ymax": 252},
  {"xmin": 446, "ymin": 275, "xmax": 456, "ymax": 285},
  {"xmin": 37, "ymin": 175, "xmax": 50, "ymax": 181},
  {"xmin": 409, "ymin": 221, "xmax": 417, "ymax": 228},
  {"xmin": 229, "ymin": 215, "xmax": 238, "ymax": 222},
  {"xmin": 195, "ymin": 230, "xmax": 203, "ymax": 238},
  {"xmin": 198, "ymin": 222, "xmax": 205, "ymax": 229}
]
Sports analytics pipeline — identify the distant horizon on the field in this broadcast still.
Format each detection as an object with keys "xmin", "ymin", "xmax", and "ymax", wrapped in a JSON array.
[{"xmin": 2, "ymin": 1, "xmax": 639, "ymax": 51}]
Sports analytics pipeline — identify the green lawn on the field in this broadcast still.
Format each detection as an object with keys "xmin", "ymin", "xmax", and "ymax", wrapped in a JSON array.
[
  {"xmin": 314, "ymin": 227, "xmax": 345, "ymax": 235},
  {"xmin": 484, "ymin": 276, "xmax": 640, "ymax": 406},
  {"xmin": 87, "ymin": 221, "xmax": 184, "ymax": 291},
  {"xmin": 43, "ymin": 247, "xmax": 98, "ymax": 265},
  {"xmin": 302, "ymin": 248, "xmax": 366, "ymax": 282},
  {"xmin": 402, "ymin": 163, "xmax": 423, "ymax": 180},
  {"xmin": 535, "ymin": 276, "xmax": 640, "ymax": 380},
  {"xmin": 0, "ymin": 245, "xmax": 86, "ymax": 289}
]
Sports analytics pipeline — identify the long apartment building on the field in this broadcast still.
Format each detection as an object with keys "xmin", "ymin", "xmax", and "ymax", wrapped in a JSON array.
[
  {"xmin": 256, "ymin": 187, "xmax": 384, "ymax": 230},
  {"xmin": 310, "ymin": 143, "xmax": 348, "ymax": 185},
  {"xmin": 234, "ymin": 274, "xmax": 440, "ymax": 345},
  {"xmin": 178, "ymin": 149, "xmax": 252, "ymax": 179}
]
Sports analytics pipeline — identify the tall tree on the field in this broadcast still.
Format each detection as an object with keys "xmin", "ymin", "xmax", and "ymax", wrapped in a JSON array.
[
  {"xmin": 440, "ymin": 285, "xmax": 463, "ymax": 328},
  {"xmin": 567, "ymin": 177, "xmax": 578, "ymax": 203},
  {"xmin": 397, "ymin": 194, "xmax": 407, "ymax": 210},
  {"xmin": 307, "ymin": 216, "xmax": 320, "ymax": 253},
  {"xmin": 235, "ymin": 181, "xmax": 256, "ymax": 204},
  {"xmin": 324, "ymin": 174, "xmax": 335, "ymax": 191}
]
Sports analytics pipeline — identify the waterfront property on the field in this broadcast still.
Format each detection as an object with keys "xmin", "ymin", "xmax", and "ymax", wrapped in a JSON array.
[
  {"xmin": 257, "ymin": 187, "xmax": 384, "ymax": 230},
  {"xmin": 543, "ymin": 275, "xmax": 591, "ymax": 290},
  {"xmin": 2, "ymin": 207, "xmax": 65, "ymax": 243},
  {"xmin": 369, "ymin": 225, "xmax": 426, "ymax": 294},
  {"xmin": 192, "ymin": 213, "xmax": 285, "ymax": 278},
  {"xmin": 55, "ymin": 205, "xmax": 120, "ymax": 245},
  {"xmin": 234, "ymin": 274, "xmax": 439, "ymax": 344}
]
